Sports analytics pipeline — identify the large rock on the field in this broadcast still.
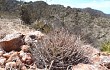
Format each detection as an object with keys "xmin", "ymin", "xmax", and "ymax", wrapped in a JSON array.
[
  {"xmin": 24, "ymin": 31, "xmax": 46, "ymax": 68},
  {"xmin": 0, "ymin": 33, "xmax": 25, "ymax": 52},
  {"xmin": 24, "ymin": 31, "xmax": 44, "ymax": 46},
  {"xmin": 81, "ymin": 45, "xmax": 100, "ymax": 57},
  {"xmin": 90, "ymin": 52, "xmax": 110, "ymax": 69}
]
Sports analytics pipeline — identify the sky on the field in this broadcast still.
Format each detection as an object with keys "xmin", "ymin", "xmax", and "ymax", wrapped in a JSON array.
[{"xmin": 22, "ymin": 0, "xmax": 110, "ymax": 14}]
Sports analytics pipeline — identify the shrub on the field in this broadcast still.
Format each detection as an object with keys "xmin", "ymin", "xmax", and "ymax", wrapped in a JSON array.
[
  {"xmin": 29, "ymin": 28, "xmax": 91, "ymax": 70},
  {"xmin": 32, "ymin": 20, "xmax": 52, "ymax": 33},
  {"xmin": 20, "ymin": 4, "xmax": 31, "ymax": 25},
  {"xmin": 101, "ymin": 41, "xmax": 110, "ymax": 53}
]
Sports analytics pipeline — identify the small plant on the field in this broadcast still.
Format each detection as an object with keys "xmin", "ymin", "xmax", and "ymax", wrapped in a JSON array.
[
  {"xmin": 32, "ymin": 20, "xmax": 52, "ymax": 33},
  {"xmin": 101, "ymin": 41, "xmax": 110, "ymax": 53}
]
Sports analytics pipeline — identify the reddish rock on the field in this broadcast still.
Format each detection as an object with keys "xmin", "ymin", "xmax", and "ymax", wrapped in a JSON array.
[{"xmin": 0, "ymin": 33, "xmax": 25, "ymax": 52}]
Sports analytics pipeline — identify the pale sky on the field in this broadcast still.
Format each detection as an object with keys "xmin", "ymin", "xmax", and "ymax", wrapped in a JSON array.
[{"xmin": 21, "ymin": 0, "xmax": 110, "ymax": 14}]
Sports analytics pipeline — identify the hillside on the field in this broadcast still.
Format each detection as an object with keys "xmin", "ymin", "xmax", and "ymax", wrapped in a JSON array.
[
  {"xmin": 1, "ymin": 0, "xmax": 110, "ymax": 70},
  {"xmin": 0, "ymin": 0, "xmax": 110, "ymax": 47},
  {"xmin": 0, "ymin": 18, "xmax": 110, "ymax": 70},
  {"xmin": 0, "ymin": 18, "xmax": 35, "ymax": 37}
]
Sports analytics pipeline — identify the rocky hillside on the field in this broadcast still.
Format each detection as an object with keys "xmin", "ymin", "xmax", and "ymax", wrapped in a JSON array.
[
  {"xmin": 0, "ymin": 19, "xmax": 110, "ymax": 70},
  {"xmin": 0, "ymin": 0, "xmax": 110, "ymax": 48},
  {"xmin": 24, "ymin": 1, "xmax": 110, "ymax": 48},
  {"xmin": 1, "ymin": 1, "xmax": 110, "ymax": 69}
]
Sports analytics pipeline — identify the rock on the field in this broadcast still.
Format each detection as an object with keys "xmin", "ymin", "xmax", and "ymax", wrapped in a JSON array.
[
  {"xmin": 5, "ymin": 62, "xmax": 17, "ymax": 69},
  {"xmin": 72, "ymin": 63, "xmax": 107, "ymax": 70},
  {"xmin": 6, "ymin": 52, "xmax": 19, "ymax": 62},
  {"xmin": 90, "ymin": 53, "xmax": 110, "ymax": 69},
  {"xmin": 0, "ymin": 31, "xmax": 6, "ymax": 39},
  {"xmin": 21, "ymin": 45, "xmax": 30, "ymax": 52},
  {"xmin": 100, "ymin": 55, "xmax": 110, "ymax": 64},
  {"xmin": 5, "ymin": 52, "xmax": 23, "ymax": 69},
  {"xmin": 25, "ymin": 31, "xmax": 44, "ymax": 45},
  {"xmin": 104, "ymin": 63, "xmax": 110, "ymax": 69},
  {"xmin": 0, "ymin": 57, "xmax": 6, "ymax": 66},
  {"xmin": 19, "ymin": 50, "xmax": 25, "ymax": 58},
  {"xmin": 3, "ymin": 51, "xmax": 15, "ymax": 58},
  {"xmin": 0, "ymin": 33, "xmax": 25, "ymax": 52},
  {"xmin": 0, "ymin": 49, "xmax": 4, "ymax": 56},
  {"xmin": 21, "ymin": 65, "xmax": 27, "ymax": 70},
  {"xmin": 19, "ymin": 51, "xmax": 33, "ymax": 65},
  {"xmin": 91, "ymin": 54, "xmax": 101, "ymax": 64},
  {"xmin": 100, "ymin": 55, "xmax": 110, "ymax": 69},
  {"xmin": 29, "ymin": 31, "xmax": 44, "ymax": 40},
  {"xmin": 3, "ymin": 53, "xmax": 11, "ymax": 58},
  {"xmin": 81, "ymin": 45, "xmax": 100, "ymax": 57}
]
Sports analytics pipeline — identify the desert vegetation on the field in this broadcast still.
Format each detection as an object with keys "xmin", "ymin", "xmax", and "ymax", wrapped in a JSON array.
[
  {"xmin": 31, "ymin": 28, "xmax": 91, "ymax": 69},
  {"xmin": 0, "ymin": 0, "xmax": 110, "ymax": 70},
  {"xmin": 101, "ymin": 41, "xmax": 110, "ymax": 53}
]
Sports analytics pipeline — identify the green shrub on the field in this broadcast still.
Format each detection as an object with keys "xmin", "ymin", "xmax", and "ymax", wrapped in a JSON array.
[
  {"xmin": 101, "ymin": 41, "xmax": 110, "ymax": 53},
  {"xmin": 32, "ymin": 20, "xmax": 52, "ymax": 33},
  {"xmin": 20, "ymin": 4, "xmax": 31, "ymax": 25}
]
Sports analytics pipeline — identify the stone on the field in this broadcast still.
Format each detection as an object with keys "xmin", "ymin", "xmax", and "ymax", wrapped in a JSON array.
[
  {"xmin": 100, "ymin": 55, "xmax": 110, "ymax": 69},
  {"xmin": 6, "ymin": 52, "xmax": 19, "ymax": 62},
  {"xmin": 72, "ymin": 63, "xmax": 107, "ymax": 70},
  {"xmin": 19, "ymin": 51, "xmax": 33, "ymax": 65},
  {"xmin": 0, "ymin": 50, "xmax": 4, "ymax": 56},
  {"xmin": 0, "ymin": 57, "xmax": 6, "ymax": 66},
  {"xmin": 21, "ymin": 45, "xmax": 30, "ymax": 52},
  {"xmin": 3, "ymin": 51, "xmax": 15, "ymax": 58},
  {"xmin": 28, "ymin": 31, "xmax": 44, "ymax": 40},
  {"xmin": 81, "ymin": 45, "xmax": 100, "ymax": 57},
  {"xmin": 0, "ymin": 33, "xmax": 25, "ymax": 52},
  {"xmin": 21, "ymin": 65, "xmax": 27, "ymax": 70},
  {"xmin": 5, "ymin": 62, "xmax": 17, "ymax": 69},
  {"xmin": 24, "ymin": 31, "xmax": 44, "ymax": 45}
]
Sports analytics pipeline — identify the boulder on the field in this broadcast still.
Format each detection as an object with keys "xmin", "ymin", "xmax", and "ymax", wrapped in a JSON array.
[
  {"xmin": 0, "ymin": 33, "xmax": 25, "ymax": 52},
  {"xmin": 100, "ymin": 55, "xmax": 110, "ymax": 69},
  {"xmin": 81, "ymin": 45, "xmax": 100, "ymax": 57},
  {"xmin": 90, "ymin": 53, "xmax": 110, "ymax": 69},
  {"xmin": 25, "ymin": 31, "xmax": 44, "ymax": 45}
]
